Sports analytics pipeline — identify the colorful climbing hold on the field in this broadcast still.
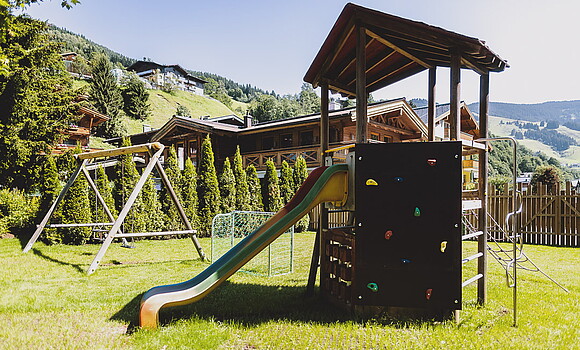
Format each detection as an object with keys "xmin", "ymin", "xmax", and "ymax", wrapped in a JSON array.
[
  {"xmin": 440, "ymin": 241, "xmax": 447, "ymax": 253},
  {"xmin": 427, "ymin": 159, "xmax": 437, "ymax": 166},
  {"xmin": 414, "ymin": 207, "xmax": 421, "ymax": 217},
  {"xmin": 425, "ymin": 288, "xmax": 433, "ymax": 300},
  {"xmin": 367, "ymin": 282, "xmax": 379, "ymax": 292},
  {"xmin": 384, "ymin": 230, "xmax": 393, "ymax": 240},
  {"xmin": 401, "ymin": 258, "xmax": 411, "ymax": 264},
  {"xmin": 394, "ymin": 177, "xmax": 404, "ymax": 183},
  {"xmin": 366, "ymin": 179, "xmax": 378, "ymax": 186}
]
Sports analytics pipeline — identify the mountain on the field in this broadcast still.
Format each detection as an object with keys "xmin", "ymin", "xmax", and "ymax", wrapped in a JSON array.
[{"xmin": 468, "ymin": 100, "xmax": 580, "ymax": 122}]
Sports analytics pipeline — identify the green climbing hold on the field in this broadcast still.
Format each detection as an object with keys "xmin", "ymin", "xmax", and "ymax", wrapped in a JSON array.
[
  {"xmin": 414, "ymin": 207, "xmax": 421, "ymax": 217},
  {"xmin": 367, "ymin": 282, "xmax": 379, "ymax": 292}
]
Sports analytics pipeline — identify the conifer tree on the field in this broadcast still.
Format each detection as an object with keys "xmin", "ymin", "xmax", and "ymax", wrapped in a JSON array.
[
  {"xmin": 121, "ymin": 72, "xmax": 150, "ymax": 120},
  {"xmin": 279, "ymin": 160, "xmax": 294, "ymax": 204},
  {"xmin": 263, "ymin": 159, "xmax": 282, "ymax": 212},
  {"xmin": 219, "ymin": 157, "xmax": 236, "ymax": 213},
  {"xmin": 246, "ymin": 164, "xmax": 263, "ymax": 211},
  {"xmin": 38, "ymin": 155, "xmax": 60, "ymax": 214},
  {"xmin": 162, "ymin": 146, "xmax": 183, "ymax": 230},
  {"xmin": 232, "ymin": 146, "xmax": 250, "ymax": 210},
  {"xmin": 197, "ymin": 135, "xmax": 221, "ymax": 236},
  {"xmin": 113, "ymin": 138, "xmax": 146, "ymax": 233},
  {"xmin": 293, "ymin": 155, "xmax": 310, "ymax": 232},
  {"xmin": 94, "ymin": 165, "xmax": 117, "ymax": 223},
  {"xmin": 142, "ymin": 174, "xmax": 164, "ymax": 232},
  {"xmin": 58, "ymin": 146, "xmax": 92, "ymax": 244},
  {"xmin": 181, "ymin": 157, "xmax": 198, "ymax": 227},
  {"xmin": 90, "ymin": 53, "xmax": 126, "ymax": 139}
]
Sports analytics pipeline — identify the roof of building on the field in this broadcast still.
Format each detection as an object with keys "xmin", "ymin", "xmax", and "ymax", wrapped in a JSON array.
[
  {"xmin": 413, "ymin": 102, "xmax": 479, "ymax": 136},
  {"xmin": 127, "ymin": 60, "xmax": 208, "ymax": 84},
  {"xmin": 304, "ymin": 3, "xmax": 508, "ymax": 96}
]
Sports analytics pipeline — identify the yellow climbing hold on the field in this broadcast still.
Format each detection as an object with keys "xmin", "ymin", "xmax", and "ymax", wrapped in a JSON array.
[
  {"xmin": 366, "ymin": 179, "xmax": 378, "ymax": 186},
  {"xmin": 440, "ymin": 241, "xmax": 447, "ymax": 253}
]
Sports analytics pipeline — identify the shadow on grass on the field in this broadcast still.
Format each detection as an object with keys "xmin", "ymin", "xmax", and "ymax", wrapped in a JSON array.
[
  {"xmin": 31, "ymin": 248, "xmax": 85, "ymax": 273},
  {"xmin": 110, "ymin": 280, "xmax": 445, "ymax": 332}
]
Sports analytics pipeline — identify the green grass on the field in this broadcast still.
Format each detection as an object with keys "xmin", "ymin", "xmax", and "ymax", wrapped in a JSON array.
[{"xmin": 1, "ymin": 234, "xmax": 578, "ymax": 349}]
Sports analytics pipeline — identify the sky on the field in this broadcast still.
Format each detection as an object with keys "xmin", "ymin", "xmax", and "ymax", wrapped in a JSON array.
[{"xmin": 25, "ymin": 0, "xmax": 580, "ymax": 104}]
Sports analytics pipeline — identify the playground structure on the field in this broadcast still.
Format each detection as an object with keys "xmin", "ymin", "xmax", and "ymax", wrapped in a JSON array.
[
  {"xmin": 211, "ymin": 210, "xmax": 294, "ymax": 277},
  {"xmin": 137, "ymin": 3, "xmax": 516, "ymax": 328},
  {"xmin": 23, "ymin": 142, "xmax": 206, "ymax": 274}
]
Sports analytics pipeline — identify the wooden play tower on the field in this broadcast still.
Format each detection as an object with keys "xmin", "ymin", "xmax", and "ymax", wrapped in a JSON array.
[{"xmin": 303, "ymin": 3, "xmax": 508, "ymax": 315}]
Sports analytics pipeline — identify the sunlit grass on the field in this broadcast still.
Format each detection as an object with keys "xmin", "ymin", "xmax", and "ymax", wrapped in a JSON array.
[{"xmin": 0, "ymin": 234, "xmax": 578, "ymax": 349}]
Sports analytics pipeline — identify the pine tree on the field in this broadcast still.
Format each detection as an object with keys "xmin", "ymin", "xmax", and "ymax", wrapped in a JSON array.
[
  {"xmin": 121, "ymin": 72, "xmax": 150, "ymax": 120},
  {"xmin": 263, "ymin": 159, "xmax": 282, "ymax": 212},
  {"xmin": 162, "ymin": 146, "xmax": 183, "ymax": 230},
  {"xmin": 293, "ymin": 155, "xmax": 310, "ymax": 232},
  {"xmin": 181, "ymin": 157, "xmax": 198, "ymax": 227},
  {"xmin": 38, "ymin": 155, "xmax": 60, "ymax": 213},
  {"xmin": 90, "ymin": 53, "xmax": 126, "ymax": 139},
  {"xmin": 58, "ymin": 146, "xmax": 92, "ymax": 244},
  {"xmin": 197, "ymin": 135, "xmax": 221, "ymax": 236},
  {"xmin": 279, "ymin": 160, "xmax": 294, "ymax": 204},
  {"xmin": 219, "ymin": 157, "xmax": 236, "ymax": 213},
  {"xmin": 246, "ymin": 164, "xmax": 263, "ymax": 211},
  {"xmin": 232, "ymin": 146, "xmax": 250, "ymax": 210},
  {"xmin": 113, "ymin": 138, "xmax": 146, "ymax": 233}
]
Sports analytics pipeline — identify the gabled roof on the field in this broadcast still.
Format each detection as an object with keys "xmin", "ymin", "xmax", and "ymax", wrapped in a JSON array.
[
  {"xmin": 414, "ymin": 102, "xmax": 479, "ymax": 137},
  {"xmin": 205, "ymin": 114, "xmax": 245, "ymax": 127},
  {"xmin": 127, "ymin": 60, "xmax": 208, "ymax": 84},
  {"xmin": 304, "ymin": 3, "xmax": 508, "ymax": 96}
]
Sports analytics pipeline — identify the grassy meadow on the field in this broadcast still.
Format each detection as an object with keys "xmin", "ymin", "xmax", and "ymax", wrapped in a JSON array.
[{"xmin": 0, "ymin": 233, "xmax": 578, "ymax": 349}]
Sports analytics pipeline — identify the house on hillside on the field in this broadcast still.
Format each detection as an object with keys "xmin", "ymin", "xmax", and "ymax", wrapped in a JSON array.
[
  {"xmin": 53, "ymin": 97, "xmax": 109, "ymax": 155},
  {"xmin": 127, "ymin": 60, "xmax": 207, "ymax": 95},
  {"xmin": 60, "ymin": 52, "xmax": 91, "ymax": 79}
]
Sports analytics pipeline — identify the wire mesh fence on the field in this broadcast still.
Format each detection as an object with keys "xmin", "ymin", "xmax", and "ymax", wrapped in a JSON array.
[{"xmin": 211, "ymin": 211, "xmax": 294, "ymax": 276}]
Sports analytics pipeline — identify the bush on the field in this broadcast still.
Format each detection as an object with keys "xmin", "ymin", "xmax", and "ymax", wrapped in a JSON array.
[{"xmin": 0, "ymin": 189, "xmax": 39, "ymax": 237}]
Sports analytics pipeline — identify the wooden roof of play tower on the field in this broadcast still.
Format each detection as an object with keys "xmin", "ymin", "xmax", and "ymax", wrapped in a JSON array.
[{"xmin": 304, "ymin": 3, "xmax": 509, "ymax": 96}]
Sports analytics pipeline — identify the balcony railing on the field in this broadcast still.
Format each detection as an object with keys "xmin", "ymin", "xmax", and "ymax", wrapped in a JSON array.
[{"xmin": 243, "ymin": 144, "xmax": 322, "ymax": 169}]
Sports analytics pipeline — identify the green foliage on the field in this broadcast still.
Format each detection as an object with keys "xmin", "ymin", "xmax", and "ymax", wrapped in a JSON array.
[
  {"xmin": 181, "ymin": 158, "xmax": 198, "ymax": 227},
  {"xmin": 90, "ymin": 53, "xmax": 126, "ymax": 138},
  {"xmin": 298, "ymin": 83, "xmax": 320, "ymax": 115},
  {"xmin": 531, "ymin": 165, "xmax": 562, "ymax": 194},
  {"xmin": 204, "ymin": 78, "xmax": 232, "ymax": 108},
  {"xmin": 0, "ymin": 15, "xmax": 75, "ymax": 190},
  {"xmin": 121, "ymin": 72, "xmax": 150, "ymax": 120},
  {"xmin": 249, "ymin": 84, "xmax": 321, "ymax": 122},
  {"xmin": 279, "ymin": 160, "xmax": 294, "ymax": 204},
  {"xmin": 218, "ymin": 157, "xmax": 236, "ymax": 213},
  {"xmin": 176, "ymin": 104, "xmax": 191, "ymax": 117},
  {"xmin": 246, "ymin": 164, "xmax": 263, "ymax": 211},
  {"xmin": 38, "ymin": 155, "xmax": 60, "ymax": 213},
  {"xmin": 262, "ymin": 159, "xmax": 282, "ymax": 213},
  {"xmin": 192, "ymin": 70, "xmax": 267, "ymax": 103},
  {"xmin": 197, "ymin": 135, "xmax": 220, "ymax": 236},
  {"xmin": 0, "ymin": 188, "xmax": 39, "ymax": 237},
  {"xmin": 232, "ymin": 146, "xmax": 250, "ymax": 211},
  {"xmin": 162, "ymin": 146, "xmax": 184, "ymax": 230},
  {"xmin": 112, "ymin": 138, "xmax": 146, "ymax": 233},
  {"xmin": 142, "ymin": 174, "xmax": 164, "ymax": 232},
  {"xmin": 93, "ymin": 165, "xmax": 117, "ymax": 224},
  {"xmin": 292, "ymin": 156, "xmax": 309, "ymax": 232}
]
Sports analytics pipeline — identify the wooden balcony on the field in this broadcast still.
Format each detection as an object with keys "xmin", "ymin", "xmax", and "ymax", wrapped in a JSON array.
[
  {"xmin": 65, "ymin": 126, "xmax": 90, "ymax": 137},
  {"xmin": 243, "ymin": 144, "xmax": 322, "ymax": 169},
  {"xmin": 463, "ymin": 159, "xmax": 479, "ymax": 170}
]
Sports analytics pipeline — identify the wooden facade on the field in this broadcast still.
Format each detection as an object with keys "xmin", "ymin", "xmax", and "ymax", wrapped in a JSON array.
[{"xmin": 53, "ymin": 102, "xmax": 109, "ymax": 155}]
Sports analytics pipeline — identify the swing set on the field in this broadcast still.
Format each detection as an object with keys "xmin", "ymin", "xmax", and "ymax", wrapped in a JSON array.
[{"xmin": 23, "ymin": 142, "xmax": 206, "ymax": 274}]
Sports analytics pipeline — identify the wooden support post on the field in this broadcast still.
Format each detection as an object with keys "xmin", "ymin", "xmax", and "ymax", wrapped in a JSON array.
[
  {"xmin": 306, "ymin": 82, "xmax": 330, "ymax": 297},
  {"xmin": 450, "ymin": 50, "xmax": 461, "ymax": 141},
  {"xmin": 23, "ymin": 158, "xmax": 88, "ymax": 253},
  {"xmin": 355, "ymin": 24, "xmax": 368, "ymax": 144},
  {"xmin": 154, "ymin": 156, "xmax": 206, "ymax": 261},
  {"xmin": 477, "ymin": 72, "xmax": 489, "ymax": 305},
  {"xmin": 428, "ymin": 67, "xmax": 436, "ymax": 141}
]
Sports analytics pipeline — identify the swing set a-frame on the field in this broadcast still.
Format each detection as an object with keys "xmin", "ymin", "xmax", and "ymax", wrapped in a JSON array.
[{"xmin": 23, "ymin": 142, "xmax": 206, "ymax": 274}]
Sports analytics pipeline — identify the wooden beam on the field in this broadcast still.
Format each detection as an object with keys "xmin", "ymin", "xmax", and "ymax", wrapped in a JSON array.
[
  {"xmin": 77, "ymin": 142, "xmax": 163, "ymax": 160},
  {"xmin": 477, "ymin": 72, "xmax": 490, "ymax": 306},
  {"xmin": 368, "ymin": 120, "xmax": 415, "ymax": 136},
  {"xmin": 356, "ymin": 24, "xmax": 368, "ymax": 143},
  {"xmin": 312, "ymin": 19, "xmax": 356, "ymax": 88},
  {"xmin": 450, "ymin": 50, "xmax": 461, "ymax": 140},
  {"xmin": 428, "ymin": 67, "xmax": 436, "ymax": 141},
  {"xmin": 366, "ymin": 28, "xmax": 433, "ymax": 68},
  {"xmin": 323, "ymin": 77, "xmax": 356, "ymax": 97},
  {"xmin": 320, "ymin": 82, "xmax": 330, "ymax": 155},
  {"xmin": 461, "ymin": 55, "xmax": 488, "ymax": 75}
]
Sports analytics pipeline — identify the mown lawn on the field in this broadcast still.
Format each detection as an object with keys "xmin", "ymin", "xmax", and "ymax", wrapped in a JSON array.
[{"xmin": 0, "ymin": 234, "xmax": 578, "ymax": 349}]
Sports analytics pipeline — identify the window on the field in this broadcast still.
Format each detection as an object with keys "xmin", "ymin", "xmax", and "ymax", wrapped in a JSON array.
[
  {"xmin": 330, "ymin": 127, "xmax": 340, "ymax": 143},
  {"xmin": 280, "ymin": 133, "xmax": 293, "ymax": 148},
  {"xmin": 177, "ymin": 142, "xmax": 185, "ymax": 170},
  {"xmin": 300, "ymin": 131, "xmax": 314, "ymax": 146},
  {"xmin": 188, "ymin": 139, "xmax": 198, "ymax": 166},
  {"xmin": 383, "ymin": 135, "xmax": 393, "ymax": 143},
  {"xmin": 370, "ymin": 132, "xmax": 380, "ymax": 141},
  {"xmin": 262, "ymin": 136, "xmax": 275, "ymax": 150}
]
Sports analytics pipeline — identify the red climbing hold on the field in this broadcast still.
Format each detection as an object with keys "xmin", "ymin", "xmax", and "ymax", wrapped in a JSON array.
[
  {"xmin": 384, "ymin": 230, "xmax": 393, "ymax": 240},
  {"xmin": 426, "ymin": 288, "xmax": 433, "ymax": 300},
  {"xmin": 427, "ymin": 159, "xmax": 437, "ymax": 166}
]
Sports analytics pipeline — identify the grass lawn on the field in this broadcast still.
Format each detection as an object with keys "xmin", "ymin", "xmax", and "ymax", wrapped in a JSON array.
[{"xmin": 1, "ymin": 234, "xmax": 578, "ymax": 349}]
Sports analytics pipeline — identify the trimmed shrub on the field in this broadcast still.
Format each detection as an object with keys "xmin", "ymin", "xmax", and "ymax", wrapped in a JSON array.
[
  {"xmin": 246, "ymin": 164, "xmax": 263, "ymax": 211},
  {"xmin": 279, "ymin": 160, "xmax": 294, "ymax": 204},
  {"xmin": 197, "ymin": 135, "xmax": 221, "ymax": 236},
  {"xmin": 0, "ymin": 189, "xmax": 39, "ymax": 237},
  {"xmin": 232, "ymin": 146, "xmax": 250, "ymax": 210},
  {"xmin": 262, "ymin": 159, "xmax": 282, "ymax": 212},
  {"xmin": 293, "ymin": 156, "xmax": 310, "ymax": 232},
  {"xmin": 162, "ymin": 146, "xmax": 183, "ymax": 230},
  {"xmin": 182, "ymin": 157, "xmax": 198, "ymax": 227},
  {"xmin": 219, "ymin": 157, "xmax": 236, "ymax": 213}
]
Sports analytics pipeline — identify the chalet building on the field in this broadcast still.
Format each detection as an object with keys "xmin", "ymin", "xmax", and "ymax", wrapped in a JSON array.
[
  {"xmin": 53, "ymin": 98, "xmax": 109, "ymax": 155},
  {"xmin": 127, "ymin": 60, "xmax": 207, "ymax": 95},
  {"xmin": 60, "ymin": 52, "xmax": 91, "ymax": 80}
]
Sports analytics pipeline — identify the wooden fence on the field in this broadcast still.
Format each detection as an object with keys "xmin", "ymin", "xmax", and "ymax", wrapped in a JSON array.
[{"xmin": 308, "ymin": 181, "xmax": 580, "ymax": 248}]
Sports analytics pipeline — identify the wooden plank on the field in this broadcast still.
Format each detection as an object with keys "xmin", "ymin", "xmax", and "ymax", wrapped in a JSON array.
[
  {"xmin": 428, "ymin": 67, "xmax": 436, "ymax": 141},
  {"xmin": 365, "ymin": 29, "xmax": 433, "ymax": 68},
  {"xmin": 77, "ymin": 142, "xmax": 163, "ymax": 160},
  {"xmin": 450, "ymin": 50, "xmax": 461, "ymax": 140},
  {"xmin": 355, "ymin": 24, "xmax": 368, "ymax": 143}
]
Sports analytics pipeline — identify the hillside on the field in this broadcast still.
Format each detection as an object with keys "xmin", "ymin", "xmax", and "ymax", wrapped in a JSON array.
[{"xmin": 469, "ymin": 100, "xmax": 580, "ymax": 122}]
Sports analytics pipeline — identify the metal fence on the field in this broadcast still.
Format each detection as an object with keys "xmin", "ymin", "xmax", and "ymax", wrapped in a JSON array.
[{"xmin": 211, "ymin": 211, "xmax": 294, "ymax": 276}]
